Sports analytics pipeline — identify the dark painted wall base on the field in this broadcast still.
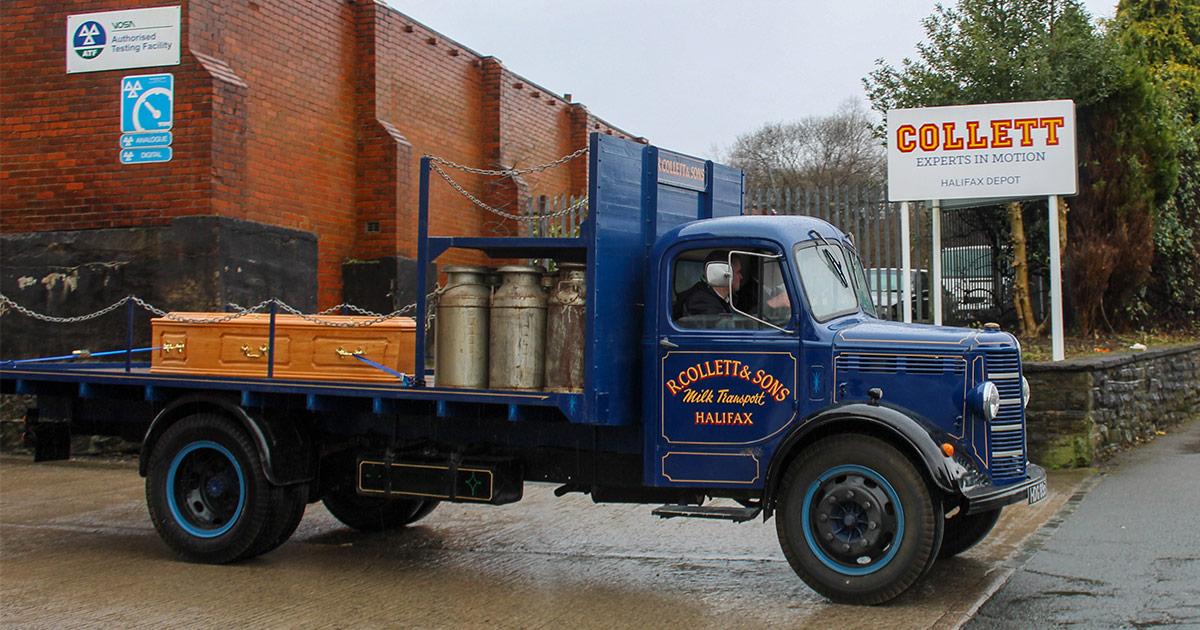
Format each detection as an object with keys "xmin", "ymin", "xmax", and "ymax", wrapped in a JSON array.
[
  {"xmin": 1, "ymin": 216, "xmax": 317, "ymax": 359},
  {"xmin": 341, "ymin": 256, "xmax": 427, "ymax": 315}
]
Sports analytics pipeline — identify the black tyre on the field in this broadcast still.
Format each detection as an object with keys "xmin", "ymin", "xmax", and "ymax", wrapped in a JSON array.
[
  {"xmin": 145, "ymin": 414, "xmax": 271, "ymax": 564},
  {"xmin": 406, "ymin": 497, "xmax": 439, "ymax": 525},
  {"xmin": 775, "ymin": 435, "xmax": 943, "ymax": 605},
  {"xmin": 937, "ymin": 507, "xmax": 1001, "ymax": 559},
  {"xmin": 322, "ymin": 484, "xmax": 436, "ymax": 532},
  {"xmin": 240, "ymin": 483, "xmax": 308, "ymax": 560}
]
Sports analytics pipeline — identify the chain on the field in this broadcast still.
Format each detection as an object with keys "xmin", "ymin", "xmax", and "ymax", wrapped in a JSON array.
[
  {"xmin": 426, "ymin": 145, "xmax": 588, "ymax": 177},
  {"xmin": 133, "ymin": 297, "xmax": 276, "ymax": 323},
  {"xmin": 429, "ymin": 160, "xmax": 588, "ymax": 222},
  {"xmin": 2, "ymin": 291, "xmax": 445, "ymax": 328},
  {"xmin": 233, "ymin": 288, "xmax": 444, "ymax": 328},
  {"xmin": 0, "ymin": 293, "xmax": 133, "ymax": 323},
  {"xmin": 312, "ymin": 302, "xmax": 384, "ymax": 317}
]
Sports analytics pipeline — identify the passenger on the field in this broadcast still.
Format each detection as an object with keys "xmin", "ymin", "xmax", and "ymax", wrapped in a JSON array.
[{"xmin": 674, "ymin": 251, "xmax": 742, "ymax": 319}]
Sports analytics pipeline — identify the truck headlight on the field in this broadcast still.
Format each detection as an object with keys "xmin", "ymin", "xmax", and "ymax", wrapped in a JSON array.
[
  {"xmin": 974, "ymin": 381, "xmax": 1001, "ymax": 421},
  {"xmin": 1022, "ymin": 376, "xmax": 1030, "ymax": 408}
]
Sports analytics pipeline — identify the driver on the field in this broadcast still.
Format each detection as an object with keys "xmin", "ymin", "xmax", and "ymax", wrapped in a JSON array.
[{"xmin": 673, "ymin": 251, "xmax": 743, "ymax": 318}]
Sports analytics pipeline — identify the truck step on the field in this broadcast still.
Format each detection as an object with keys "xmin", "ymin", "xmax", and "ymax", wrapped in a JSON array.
[{"xmin": 652, "ymin": 504, "xmax": 761, "ymax": 522}]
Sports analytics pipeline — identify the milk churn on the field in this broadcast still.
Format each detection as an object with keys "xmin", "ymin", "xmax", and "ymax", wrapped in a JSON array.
[
  {"xmin": 489, "ymin": 266, "xmax": 547, "ymax": 390},
  {"xmin": 544, "ymin": 264, "xmax": 586, "ymax": 392},
  {"xmin": 434, "ymin": 266, "xmax": 491, "ymax": 389},
  {"xmin": 540, "ymin": 271, "xmax": 557, "ymax": 295}
]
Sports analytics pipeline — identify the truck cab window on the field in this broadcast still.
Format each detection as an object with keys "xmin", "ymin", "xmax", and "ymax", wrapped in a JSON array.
[
  {"xmin": 795, "ymin": 241, "xmax": 861, "ymax": 321},
  {"xmin": 672, "ymin": 249, "xmax": 791, "ymax": 330}
]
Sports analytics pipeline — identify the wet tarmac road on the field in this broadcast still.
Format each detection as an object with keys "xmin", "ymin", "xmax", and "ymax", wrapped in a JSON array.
[
  {"xmin": 967, "ymin": 417, "xmax": 1200, "ymax": 629},
  {"xmin": 0, "ymin": 456, "xmax": 1086, "ymax": 629}
]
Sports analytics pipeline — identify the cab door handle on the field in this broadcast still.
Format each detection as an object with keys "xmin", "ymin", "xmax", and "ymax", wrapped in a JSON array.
[{"xmin": 659, "ymin": 337, "xmax": 679, "ymax": 349}]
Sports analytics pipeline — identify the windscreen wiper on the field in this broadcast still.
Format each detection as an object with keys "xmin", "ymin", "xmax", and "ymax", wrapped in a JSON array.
[{"xmin": 808, "ymin": 230, "xmax": 849, "ymax": 288}]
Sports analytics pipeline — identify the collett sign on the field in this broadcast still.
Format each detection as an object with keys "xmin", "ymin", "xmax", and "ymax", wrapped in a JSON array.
[
  {"xmin": 656, "ymin": 150, "xmax": 707, "ymax": 192},
  {"xmin": 661, "ymin": 352, "xmax": 797, "ymax": 445},
  {"xmin": 886, "ymin": 100, "xmax": 1077, "ymax": 202}
]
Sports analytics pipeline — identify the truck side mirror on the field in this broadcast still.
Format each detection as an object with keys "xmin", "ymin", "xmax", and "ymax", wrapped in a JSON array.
[{"xmin": 705, "ymin": 262, "xmax": 731, "ymax": 288}]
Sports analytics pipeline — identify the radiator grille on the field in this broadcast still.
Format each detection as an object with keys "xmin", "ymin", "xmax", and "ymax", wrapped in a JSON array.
[
  {"xmin": 836, "ymin": 354, "xmax": 966, "ymax": 375},
  {"xmin": 985, "ymin": 351, "xmax": 1026, "ymax": 484}
]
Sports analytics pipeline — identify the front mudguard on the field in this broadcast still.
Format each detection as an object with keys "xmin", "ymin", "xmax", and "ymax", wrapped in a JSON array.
[{"xmin": 763, "ymin": 402, "xmax": 959, "ymax": 517}]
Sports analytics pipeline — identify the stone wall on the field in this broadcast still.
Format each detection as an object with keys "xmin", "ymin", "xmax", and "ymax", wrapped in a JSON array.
[{"xmin": 1025, "ymin": 343, "xmax": 1200, "ymax": 468}]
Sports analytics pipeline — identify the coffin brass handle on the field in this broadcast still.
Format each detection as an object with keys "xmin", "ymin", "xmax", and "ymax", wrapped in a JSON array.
[
  {"xmin": 162, "ymin": 342, "xmax": 186, "ymax": 354},
  {"xmin": 335, "ymin": 347, "xmax": 365, "ymax": 359},
  {"xmin": 241, "ymin": 344, "xmax": 268, "ymax": 359}
]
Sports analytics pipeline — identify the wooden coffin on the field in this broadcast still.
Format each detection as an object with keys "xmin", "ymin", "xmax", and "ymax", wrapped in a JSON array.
[{"xmin": 150, "ymin": 313, "xmax": 416, "ymax": 383}]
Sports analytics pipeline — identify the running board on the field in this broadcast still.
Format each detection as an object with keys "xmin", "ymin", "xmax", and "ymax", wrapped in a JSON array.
[{"xmin": 652, "ymin": 504, "xmax": 761, "ymax": 522}]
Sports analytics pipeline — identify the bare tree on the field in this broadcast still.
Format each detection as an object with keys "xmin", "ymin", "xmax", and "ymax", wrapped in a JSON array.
[{"xmin": 727, "ymin": 99, "xmax": 885, "ymax": 190}]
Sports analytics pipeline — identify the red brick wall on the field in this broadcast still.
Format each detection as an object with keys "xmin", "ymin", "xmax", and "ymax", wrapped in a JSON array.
[
  {"xmin": 1, "ymin": 0, "xmax": 211, "ymax": 233},
  {"xmin": 187, "ymin": 0, "xmax": 359, "ymax": 307},
  {"xmin": 1, "ymin": 0, "xmax": 641, "ymax": 308},
  {"xmin": 371, "ymin": 6, "xmax": 490, "ymax": 266}
]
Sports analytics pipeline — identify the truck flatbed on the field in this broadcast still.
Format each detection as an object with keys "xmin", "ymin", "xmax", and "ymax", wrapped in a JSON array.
[{"xmin": 1, "ymin": 362, "xmax": 584, "ymax": 422}]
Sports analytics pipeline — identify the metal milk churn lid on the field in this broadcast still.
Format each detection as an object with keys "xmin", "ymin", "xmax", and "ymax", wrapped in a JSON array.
[
  {"xmin": 489, "ymin": 265, "xmax": 547, "ymax": 390},
  {"xmin": 435, "ymin": 266, "xmax": 491, "ymax": 389},
  {"xmin": 544, "ymin": 263, "xmax": 586, "ymax": 393}
]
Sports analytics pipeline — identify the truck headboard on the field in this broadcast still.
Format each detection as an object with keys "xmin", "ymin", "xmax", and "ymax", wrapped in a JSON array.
[{"xmin": 585, "ymin": 134, "xmax": 743, "ymax": 425}]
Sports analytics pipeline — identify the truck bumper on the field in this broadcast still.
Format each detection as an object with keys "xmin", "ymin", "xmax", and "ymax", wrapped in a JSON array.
[{"xmin": 961, "ymin": 463, "xmax": 1047, "ymax": 515}]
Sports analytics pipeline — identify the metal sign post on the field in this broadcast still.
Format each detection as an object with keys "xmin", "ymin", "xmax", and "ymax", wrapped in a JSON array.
[
  {"xmin": 931, "ymin": 199, "xmax": 942, "ymax": 326},
  {"xmin": 900, "ymin": 201, "xmax": 912, "ymax": 323},
  {"xmin": 1048, "ymin": 194, "xmax": 1064, "ymax": 361}
]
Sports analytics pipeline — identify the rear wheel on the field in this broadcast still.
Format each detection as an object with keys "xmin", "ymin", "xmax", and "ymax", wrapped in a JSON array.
[
  {"xmin": 145, "ymin": 414, "xmax": 271, "ymax": 563},
  {"xmin": 937, "ymin": 507, "xmax": 1001, "ymax": 559},
  {"xmin": 319, "ymin": 452, "xmax": 438, "ymax": 532},
  {"xmin": 240, "ymin": 483, "xmax": 308, "ymax": 560},
  {"xmin": 775, "ymin": 435, "xmax": 942, "ymax": 605},
  {"xmin": 322, "ymin": 485, "xmax": 437, "ymax": 532}
]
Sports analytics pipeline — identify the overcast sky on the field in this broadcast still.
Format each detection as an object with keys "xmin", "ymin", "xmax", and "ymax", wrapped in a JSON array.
[{"xmin": 389, "ymin": 1, "xmax": 1120, "ymax": 159}]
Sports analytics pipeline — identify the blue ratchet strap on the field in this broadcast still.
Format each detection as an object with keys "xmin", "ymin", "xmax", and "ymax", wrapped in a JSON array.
[
  {"xmin": 1, "ymin": 346, "xmax": 159, "ymax": 367},
  {"xmin": 352, "ymin": 354, "xmax": 414, "ymax": 387}
]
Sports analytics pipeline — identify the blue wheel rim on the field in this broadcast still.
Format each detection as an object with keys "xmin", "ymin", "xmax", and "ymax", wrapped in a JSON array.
[
  {"xmin": 166, "ymin": 440, "xmax": 246, "ymax": 538},
  {"xmin": 800, "ymin": 464, "xmax": 905, "ymax": 576}
]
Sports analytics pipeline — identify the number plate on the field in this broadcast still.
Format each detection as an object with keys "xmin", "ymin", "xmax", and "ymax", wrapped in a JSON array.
[{"xmin": 1027, "ymin": 480, "xmax": 1048, "ymax": 505}]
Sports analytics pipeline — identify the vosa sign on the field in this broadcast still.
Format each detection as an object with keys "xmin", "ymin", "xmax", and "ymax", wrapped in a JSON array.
[
  {"xmin": 886, "ymin": 100, "xmax": 1077, "ymax": 202},
  {"xmin": 67, "ymin": 6, "xmax": 180, "ymax": 74}
]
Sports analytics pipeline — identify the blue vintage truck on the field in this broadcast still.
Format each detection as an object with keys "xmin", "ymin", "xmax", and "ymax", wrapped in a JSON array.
[{"xmin": 0, "ymin": 134, "xmax": 1045, "ymax": 605}]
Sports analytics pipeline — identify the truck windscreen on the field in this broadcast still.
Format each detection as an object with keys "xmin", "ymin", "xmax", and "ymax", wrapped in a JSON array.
[{"xmin": 795, "ymin": 242, "xmax": 861, "ymax": 321}]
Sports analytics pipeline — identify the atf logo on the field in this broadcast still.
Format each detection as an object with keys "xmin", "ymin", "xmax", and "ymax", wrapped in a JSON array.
[{"xmin": 72, "ymin": 21, "xmax": 106, "ymax": 59}]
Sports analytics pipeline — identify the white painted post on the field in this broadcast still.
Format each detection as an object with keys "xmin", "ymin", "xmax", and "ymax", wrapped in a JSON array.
[
  {"xmin": 901, "ymin": 201, "xmax": 912, "ymax": 323},
  {"xmin": 931, "ymin": 199, "xmax": 942, "ymax": 326},
  {"xmin": 1048, "ymin": 195, "xmax": 1064, "ymax": 361}
]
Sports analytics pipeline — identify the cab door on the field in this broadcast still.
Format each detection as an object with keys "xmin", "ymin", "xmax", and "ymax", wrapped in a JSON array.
[{"xmin": 647, "ymin": 241, "xmax": 802, "ymax": 489}]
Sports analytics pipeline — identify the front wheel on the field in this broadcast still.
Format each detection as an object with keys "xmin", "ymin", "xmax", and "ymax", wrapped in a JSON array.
[{"xmin": 775, "ymin": 435, "xmax": 943, "ymax": 605}]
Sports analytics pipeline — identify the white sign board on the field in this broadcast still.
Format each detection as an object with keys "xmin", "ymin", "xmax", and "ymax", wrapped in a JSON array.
[
  {"xmin": 66, "ymin": 6, "xmax": 180, "ymax": 74},
  {"xmin": 887, "ymin": 100, "xmax": 1077, "ymax": 202}
]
